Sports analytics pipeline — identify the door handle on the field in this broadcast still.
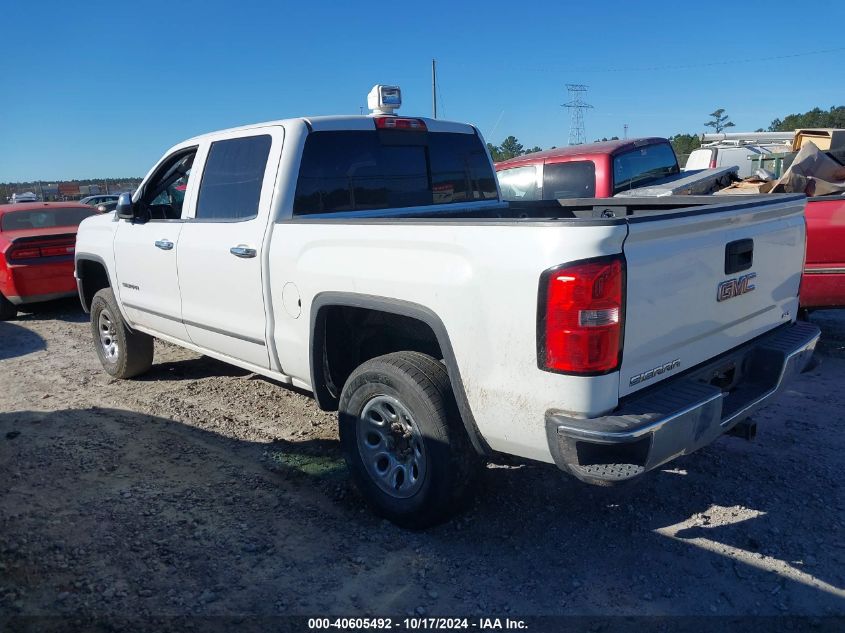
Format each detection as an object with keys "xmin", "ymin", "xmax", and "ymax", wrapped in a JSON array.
[
  {"xmin": 230, "ymin": 245, "xmax": 257, "ymax": 258},
  {"xmin": 154, "ymin": 239, "xmax": 174, "ymax": 250}
]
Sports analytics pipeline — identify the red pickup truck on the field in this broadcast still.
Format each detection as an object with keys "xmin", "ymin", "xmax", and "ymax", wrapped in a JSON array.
[
  {"xmin": 802, "ymin": 194, "xmax": 845, "ymax": 310},
  {"xmin": 495, "ymin": 137, "xmax": 679, "ymax": 200},
  {"xmin": 495, "ymin": 139, "xmax": 845, "ymax": 311}
]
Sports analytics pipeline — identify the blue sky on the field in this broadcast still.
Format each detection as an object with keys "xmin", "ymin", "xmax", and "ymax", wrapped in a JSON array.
[{"xmin": 2, "ymin": 0, "xmax": 843, "ymax": 181}]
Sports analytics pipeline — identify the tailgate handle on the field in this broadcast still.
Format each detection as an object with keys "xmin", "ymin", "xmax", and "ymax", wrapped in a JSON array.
[{"xmin": 725, "ymin": 239, "xmax": 753, "ymax": 274}]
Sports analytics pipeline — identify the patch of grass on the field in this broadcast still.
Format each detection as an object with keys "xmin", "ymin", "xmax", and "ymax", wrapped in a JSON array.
[{"xmin": 265, "ymin": 450, "xmax": 346, "ymax": 480}]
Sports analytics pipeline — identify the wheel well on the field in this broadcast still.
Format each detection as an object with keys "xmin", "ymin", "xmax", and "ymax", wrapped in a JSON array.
[
  {"xmin": 311, "ymin": 298, "xmax": 491, "ymax": 457},
  {"xmin": 77, "ymin": 259, "xmax": 110, "ymax": 311},
  {"xmin": 314, "ymin": 305, "xmax": 443, "ymax": 410}
]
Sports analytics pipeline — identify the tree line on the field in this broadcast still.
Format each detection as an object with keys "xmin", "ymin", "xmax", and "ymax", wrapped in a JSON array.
[{"xmin": 486, "ymin": 136, "xmax": 543, "ymax": 162}]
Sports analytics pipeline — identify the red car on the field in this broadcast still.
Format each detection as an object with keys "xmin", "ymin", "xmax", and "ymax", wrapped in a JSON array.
[
  {"xmin": 0, "ymin": 202, "xmax": 98, "ymax": 320},
  {"xmin": 802, "ymin": 194, "xmax": 845, "ymax": 310}
]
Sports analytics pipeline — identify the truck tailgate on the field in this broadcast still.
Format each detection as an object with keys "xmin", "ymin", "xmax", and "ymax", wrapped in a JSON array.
[{"xmin": 619, "ymin": 195, "xmax": 806, "ymax": 397}]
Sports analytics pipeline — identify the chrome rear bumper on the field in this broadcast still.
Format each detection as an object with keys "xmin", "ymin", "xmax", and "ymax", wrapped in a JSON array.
[{"xmin": 545, "ymin": 321, "xmax": 820, "ymax": 484}]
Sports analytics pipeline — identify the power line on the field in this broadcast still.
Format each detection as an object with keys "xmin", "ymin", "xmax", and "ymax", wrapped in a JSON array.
[{"xmin": 516, "ymin": 46, "xmax": 845, "ymax": 75}]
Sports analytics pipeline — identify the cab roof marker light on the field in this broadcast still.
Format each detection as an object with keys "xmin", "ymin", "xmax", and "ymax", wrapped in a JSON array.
[
  {"xmin": 367, "ymin": 85, "xmax": 401, "ymax": 116},
  {"xmin": 374, "ymin": 117, "xmax": 427, "ymax": 131}
]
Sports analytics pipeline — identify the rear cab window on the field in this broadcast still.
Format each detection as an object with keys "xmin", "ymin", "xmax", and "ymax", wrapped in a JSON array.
[
  {"xmin": 293, "ymin": 129, "xmax": 497, "ymax": 215},
  {"xmin": 612, "ymin": 143, "xmax": 679, "ymax": 194},
  {"xmin": 543, "ymin": 161, "xmax": 596, "ymax": 198}
]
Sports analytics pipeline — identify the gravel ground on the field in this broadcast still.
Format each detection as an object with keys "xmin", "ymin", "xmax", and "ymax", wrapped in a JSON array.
[{"xmin": 1, "ymin": 299, "xmax": 843, "ymax": 624}]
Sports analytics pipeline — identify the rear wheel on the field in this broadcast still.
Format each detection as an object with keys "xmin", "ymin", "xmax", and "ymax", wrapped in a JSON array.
[
  {"xmin": 0, "ymin": 293, "xmax": 17, "ymax": 320},
  {"xmin": 338, "ymin": 351, "xmax": 482, "ymax": 529},
  {"xmin": 90, "ymin": 288, "xmax": 153, "ymax": 379}
]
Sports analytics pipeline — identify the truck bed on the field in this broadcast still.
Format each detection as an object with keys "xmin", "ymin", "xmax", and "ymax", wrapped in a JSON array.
[
  {"xmin": 613, "ymin": 166, "xmax": 738, "ymax": 197},
  {"xmin": 291, "ymin": 194, "xmax": 805, "ymax": 222}
]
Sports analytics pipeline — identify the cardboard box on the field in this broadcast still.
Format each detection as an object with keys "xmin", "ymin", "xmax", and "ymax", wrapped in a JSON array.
[
  {"xmin": 793, "ymin": 129, "xmax": 845, "ymax": 152},
  {"xmin": 715, "ymin": 179, "xmax": 775, "ymax": 195}
]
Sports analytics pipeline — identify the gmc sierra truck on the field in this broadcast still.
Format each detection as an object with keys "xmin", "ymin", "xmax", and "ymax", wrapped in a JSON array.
[{"xmin": 74, "ymin": 86, "xmax": 819, "ymax": 528}]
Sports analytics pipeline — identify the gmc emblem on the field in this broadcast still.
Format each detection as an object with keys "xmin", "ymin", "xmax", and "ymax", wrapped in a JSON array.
[{"xmin": 717, "ymin": 273, "xmax": 757, "ymax": 302}]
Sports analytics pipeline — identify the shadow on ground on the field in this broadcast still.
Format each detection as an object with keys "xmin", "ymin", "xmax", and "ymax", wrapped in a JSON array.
[
  {"xmin": 138, "ymin": 356, "xmax": 251, "ymax": 382},
  {"xmin": 810, "ymin": 309, "xmax": 845, "ymax": 359},
  {"xmin": 1, "ymin": 404, "xmax": 842, "ymax": 619},
  {"xmin": 14, "ymin": 298, "xmax": 88, "ymax": 324},
  {"xmin": 0, "ymin": 322, "xmax": 46, "ymax": 360}
]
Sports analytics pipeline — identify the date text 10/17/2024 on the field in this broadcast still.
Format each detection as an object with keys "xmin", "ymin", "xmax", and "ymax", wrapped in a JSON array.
[{"xmin": 307, "ymin": 617, "xmax": 529, "ymax": 630}]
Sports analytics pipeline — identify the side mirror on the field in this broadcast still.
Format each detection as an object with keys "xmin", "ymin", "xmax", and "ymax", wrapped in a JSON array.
[{"xmin": 116, "ymin": 193, "xmax": 134, "ymax": 220}]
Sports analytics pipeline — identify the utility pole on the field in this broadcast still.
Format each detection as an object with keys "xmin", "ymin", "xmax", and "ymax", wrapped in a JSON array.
[
  {"xmin": 431, "ymin": 58, "xmax": 437, "ymax": 119},
  {"xmin": 562, "ymin": 84, "xmax": 593, "ymax": 145}
]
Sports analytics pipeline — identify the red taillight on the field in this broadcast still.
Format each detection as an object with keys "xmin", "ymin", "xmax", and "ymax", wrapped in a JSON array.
[
  {"xmin": 8, "ymin": 247, "xmax": 41, "ymax": 260},
  {"xmin": 708, "ymin": 151, "xmax": 717, "ymax": 169},
  {"xmin": 40, "ymin": 244, "xmax": 75, "ymax": 257},
  {"xmin": 7, "ymin": 239, "xmax": 75, "ymax": 262},
  {"xmin": 374, "ymin": 116, "xmax": 427, "ymax": 131},
  {"xmin": 539, "ymin": 256, "xmax": 625, "ymax": 374}
]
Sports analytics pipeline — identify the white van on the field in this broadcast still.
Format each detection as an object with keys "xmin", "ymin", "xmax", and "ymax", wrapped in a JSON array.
[
  {"xmin": 685, "ymin": 132, "xmax": 794, "ymax": 179},
  {"xmin": 685, "ymin": 143, "xmax": 791, "ymax": 178}
]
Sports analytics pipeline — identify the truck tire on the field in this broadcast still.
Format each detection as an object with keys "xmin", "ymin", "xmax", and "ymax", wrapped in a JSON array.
[
  {"xmin": 338, "ymin": 351, "xmax": 482, "ymax": 529},
  {"xmin": 0, "ymin": 293, "xmax": 17, "ymax": 320},
  {"xmin": 90, "ymin": 288, "xmax": 153, "ymax": 379}
]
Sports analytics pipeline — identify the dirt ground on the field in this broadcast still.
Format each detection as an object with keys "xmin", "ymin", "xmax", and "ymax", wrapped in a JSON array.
[{"xmin": 1, "ymin": 299, "xmax": 844, "ymax": 624}]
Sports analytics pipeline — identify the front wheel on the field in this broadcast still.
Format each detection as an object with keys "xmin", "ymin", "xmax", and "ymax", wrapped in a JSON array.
[
  {"xmin": 90, "ymin": 288, "xmax": 153, "ymax": 379},
  {"xmin": 338, "ymin": 351, "xmax": 482, "ymax": 529}
]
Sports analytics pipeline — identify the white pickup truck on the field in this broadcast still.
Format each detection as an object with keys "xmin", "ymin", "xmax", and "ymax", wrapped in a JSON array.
[{"xmin": 75, "ymin": 86, "xmax": 819, "ymax": 528}]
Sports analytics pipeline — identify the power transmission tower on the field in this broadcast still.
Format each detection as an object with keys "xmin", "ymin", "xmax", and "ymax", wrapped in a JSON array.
[{"xmin": 562, "ymin": 84, "xmax": 593, "ymax": 145}]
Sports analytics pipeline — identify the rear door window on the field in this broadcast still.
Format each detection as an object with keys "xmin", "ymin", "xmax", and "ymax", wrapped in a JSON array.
[
  {"xmin": 497, "ymin": 165, "xmax": 541, "ymax": 201},
  {"xmin": 196, "ymin": 135, "xmax": 272, "ymax": 221},
  {"xmin": 293, "ymin": 130, "xmax": 497, "ymax": 215},
  {"xmin": 613, "ymin": 143, "xmax": 679, "ymax": 193},
  {"xmin": 543, "ymin": 161, "xmax": 596, "ymax": 199}
]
